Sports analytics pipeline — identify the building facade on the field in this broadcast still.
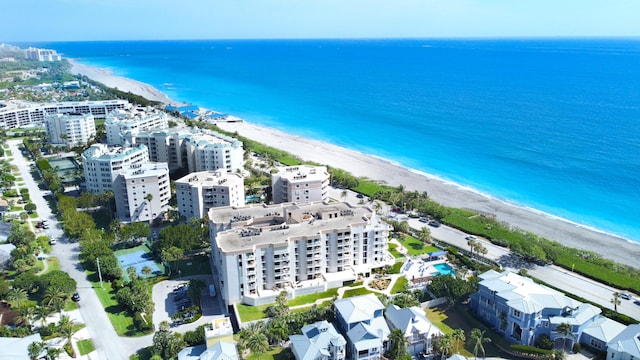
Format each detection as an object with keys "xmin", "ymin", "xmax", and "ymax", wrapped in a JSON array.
[
  {"xmin": 176, "ymin": 171, "xmax": 245, "ymax": 222},
  {"xmin": 208, "ymin": 202, "xmax": 392, "ymax": 307},
  {"xmin": 25, "ymin": 47, "xmax": 62, "ymax": 61},
  {"xmin": 113, "ymin": 162, "xmax": 170, "ymax": 223},
  {"xmin": 271, "ymin": 165, "xmax": 330, "ymax": 204},
  {"xmin": 126, "ymin": 128, "xmax": 244, "ymax": 173},
  {"xmin": 0, "ymin": 100, "xmax": 129, "ymax": 129},
  {"xmin": 607, "ymin": 324, "xmax": 640, "ymax": 360},
  {"xmin": 45, "ymin": 113, "xmax": 96, "ymax": 146},
  {"xmin": 470, "ymin": 270, "xmax": 608, "ymax": 349},
  {"xmin": 105, "ymin": 108, "xmax": 170, "ymax": 145},
  {"xmin": 384, "ymin": 305, "xmax": 442, "ymax": 356},
  {"xmin": 334, "ymin": 294, "xmax": 390, "ymax": 360},
  {"xmin": 82, "ymin": 144, "xmax": 149, "ymax": 194}
]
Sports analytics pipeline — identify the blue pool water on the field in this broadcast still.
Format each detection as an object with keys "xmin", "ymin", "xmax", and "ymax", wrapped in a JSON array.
[{"xmin": 433, "ymin": 263, "xmax": 455, "ymax": 277}]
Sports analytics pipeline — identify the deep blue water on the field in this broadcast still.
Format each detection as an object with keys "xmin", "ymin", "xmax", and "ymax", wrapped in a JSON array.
[{"xmin": 27, "ymin": 39, "xmax": 640, "ymax": 241}]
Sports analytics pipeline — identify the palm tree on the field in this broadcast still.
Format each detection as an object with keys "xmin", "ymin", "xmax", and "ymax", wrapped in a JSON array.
[
  {"xmin": 34, "ymin": 305, "xmax": 53, "ymax": 328},
  {"xmin": 246, "ymin": 331, "xmax": 269, "ymax": 360},
  {"xmin": 141, "ymin": 265, "xmax": 153, "ymax": 279},
  {"xmin": 469, "ymin": 328, "xmax": 491, "ymax": 360},
  {"xmin": 555, "ymin": 322, "xmax": 574, "ymax": 352},
  {"xmin": 187, "ymin": 278, "xmax": 206, "ymax": 309},
  {"xmin": 145, "ymin": 193, "xmax": 154, "ymax": 224},
  {"xmin": 452, "ymin": 329, "xmax": 466, "ymax": 354},
  {"xmin": 7, "ymin": 288, "xmax": 28, "ymax": 308},
  {"xmin": 418, "ymin": 227, "xmax": 432, "ymax": 245},
  {"xmin": 611, "ymin": 292, "xmax": 621, "ymax": 312},
  {"xmin": 28, "ymin": 341, "xmax": 46, "ymax": 360},
  {"xmin": 17, "ymin": 305, "xmax": 36, "ymax": 327},
  {"xmin": 43, "ymin": 286, "xmax": 67, "ymax": 316},
  {"xmin": 46, "ymin": 347, "xmax": 63, "ymax": 360},
  {"xmin": 388, "ymin": 328, "xmax": 410, "ymax": 359},
  {"xmin": 468, "ymin": 239, "xmax": 477, "ymax": 258},
  {"xmin": 58, "ymin": 315, "xmax": 76, "ymax": 349},
  {"xmin": 434, "ymin": 334, "xmax": 452, "ymax": 360}
]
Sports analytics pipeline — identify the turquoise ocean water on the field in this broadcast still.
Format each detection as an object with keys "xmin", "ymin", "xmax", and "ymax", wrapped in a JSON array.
[{"xmin": 29, "ymin": 39, "xmax": 640, "ymax": 242}]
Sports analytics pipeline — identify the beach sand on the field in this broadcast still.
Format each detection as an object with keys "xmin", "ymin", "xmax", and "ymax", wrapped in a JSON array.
[
  {"xmin": 69, "ymin": 60, "xmax": 640, "ymax": 269},
  {"xmin": 69, "ymin": 59, "xmax": 179, "ymax": 105},
  {"xmin": 217, "ymin": 121, "xmax": 640, "ymax": 268}
]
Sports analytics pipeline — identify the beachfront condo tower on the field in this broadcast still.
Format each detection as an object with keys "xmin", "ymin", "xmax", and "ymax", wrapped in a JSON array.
[
  {"xmin": 271, "ymin": 165, "xmax": 330, "ymax": 204},
  {"xmin": 105, "ymin": 107, "xmax": 170, "ymax": 145},
  {"xmin": 208, "ymin": 201, "xmax": 392, "ymax": 308},
  {"xmin": 113, "ymin": 162, "xmax": 170, "ymax": 223},
  {"xmin": 176, "ymin": 170, "xmax": 246, "ymax": 222},
  {"xmin": 82, "ymin": 143, "xmax": 149, "ymax": 194},
  {"xmin": 45, "ymin": 113, "xmax": 96, "ymax": 146}
]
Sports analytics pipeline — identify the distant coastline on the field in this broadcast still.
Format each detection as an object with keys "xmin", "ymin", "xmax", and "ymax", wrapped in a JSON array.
[{"xmin": 65, "ymin": 57, "xmax": 640, "ymax": 269}]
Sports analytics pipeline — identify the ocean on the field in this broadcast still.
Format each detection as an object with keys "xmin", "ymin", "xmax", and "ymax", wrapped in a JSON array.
[{"xmin": 28, "ymin": 39, "xmax": 640, "ymax": 242}]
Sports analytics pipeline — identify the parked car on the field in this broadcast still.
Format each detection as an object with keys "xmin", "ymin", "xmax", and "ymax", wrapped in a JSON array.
[
  {"xmin": 356, "ymin": 193, "xmax": 364, "ymax": 199},
  {"xmin": 49, "ymin": 238, "xmax": 57, "ymax": 245},
  {"xmin": 419, "ymin": 217, "xmax": 429, "ymax": 223},
  {"xmin": 72, "ymin": 292, "xmax": 80, "ymax": 302},
  {"xmin": 465, "ymin": 235, "xmax": 477, "ymax": 241},
  {"xmin": 620, "ymin": 293, "xmax": 632, "ymax": 300},
  {"xmin": 428, "ymin": 220, "xmax": 441, "ymax": 227}
]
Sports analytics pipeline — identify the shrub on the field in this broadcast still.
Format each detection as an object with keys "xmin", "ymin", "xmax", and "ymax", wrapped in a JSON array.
[
  {"xmin": 134, "ymin": 312, "xmax": 154, "ymax": 332},
  {"xmin": 573, "ymin": 343, "xmax": 581, "ymax": 353},
  {"xmin": 510, "ymin": 344, "xmax": 553, "ymax": 355}
]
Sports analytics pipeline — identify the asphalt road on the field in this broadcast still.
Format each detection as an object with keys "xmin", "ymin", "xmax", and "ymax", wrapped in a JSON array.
[{"xmin": 329, "ymin": 186, "xmax": 640, "ymax": 322}]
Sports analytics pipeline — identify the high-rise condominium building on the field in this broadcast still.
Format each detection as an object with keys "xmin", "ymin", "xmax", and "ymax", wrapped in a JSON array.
[
  {"xmin": 114, "ymin": 162, "xmax": 170, "ymax": 223},
  {"xmin": 126, "ymin": 128, "xmax": 244, "ymax": 173},
  {"xmin": 271, "ymin": 165, "xmax": 330, "ymax": 204},
  {"xmin": 25, "ymin": 47, "xmax": 62, "ymax": 61},
  {"xmin": 105, "ymin": 108, "xmax": 170, "ymax": 145},
  {"xmin": 176, "ymin": 171, "xmax": 245, "ymax": 222},
  {"xmin": 0, "ymin": 100, "xmax": 129, "ymax": 129},
  {"xmin": 208, "ymin": 202, "xmax": 392, "ymax": 307},
  {"xmin": 45, "ymin": 113, "xmax": 96, "ymax": 146},
  {"xmin": 82, "ymin": 144, "xmax": 149, "ymax": 194}
]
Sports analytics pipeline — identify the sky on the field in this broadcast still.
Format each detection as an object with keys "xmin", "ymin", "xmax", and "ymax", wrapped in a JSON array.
[{"xmin": 2, "ymin": 0, "xmax": 640, "ymax": 42}]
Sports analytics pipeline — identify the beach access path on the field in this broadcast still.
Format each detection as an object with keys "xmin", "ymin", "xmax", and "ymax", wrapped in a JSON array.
[{"xmin": 219, "ymin": 121, "xmax": 640, "ymax": 269}]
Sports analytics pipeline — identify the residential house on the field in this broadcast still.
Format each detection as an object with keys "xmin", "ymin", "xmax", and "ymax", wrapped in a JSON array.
[
  {"xmin": 384, "ymin": 304, "xmax": 442, "ymax": 356},
  {"xmin": 334, "ymin": 294, "xmax": 390, "ymax": 360},
  {"xmin": 290, "ymin": 321, "xmax": 347, "ymax": 360},
  {"xmin": 607, "ymin": 324, "xmax": 640, "ymax": 360}
]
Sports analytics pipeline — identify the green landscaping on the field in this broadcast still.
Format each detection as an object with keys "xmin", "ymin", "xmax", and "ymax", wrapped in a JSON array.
[
  {"xmin": 342, "ymin": 287, "xmax": 374, "ymax": 298},
  {"xmin": 399, "ymin": 236, "xmax": 439, "ymax": 256},
  {"xmin": 388, "ymin": 243, "xmax": 404, "ymax": 259},
  {"xmin": 390, "ymin": 276, "xmax": 408, "ymax": 294},
  {"xmin": 288, "ymin": 288, "xmax": 338, "ymax": 307},
  {"xmin": 77, "ymin": 339, "xmax": 96, "ymax": 355},
  {"xmin": 236, "ymin": 303, "xmax": 271, "ymax": 322},
  {"xmin": 172, "ymin": 254, "xmax": 211, "ymax": 277},
  {"xmin": 87, "ymin": 271, "xmax": 138, "ymax": 336}
]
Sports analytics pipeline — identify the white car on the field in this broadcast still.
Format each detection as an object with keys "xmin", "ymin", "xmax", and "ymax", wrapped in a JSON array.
[
  {"xmin": 49, "ymin": 238, "xmax": 57, "ymax": 245},
  {"xmin": 620, "ymin": 293, "xmax": 632, "ymax": 300},
  {"xmin": 465, "ymin": 235, "xmax": 477, "ymax": 241}
]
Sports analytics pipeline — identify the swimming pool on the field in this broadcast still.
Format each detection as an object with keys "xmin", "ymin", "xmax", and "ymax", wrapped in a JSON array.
[
  {"xmin": 432, "ymin": 263, "xmax": 455, "ymax": 277},
  {"xmin": 245, "ymin": 195, "xmax": 261, "ymax": 203}
]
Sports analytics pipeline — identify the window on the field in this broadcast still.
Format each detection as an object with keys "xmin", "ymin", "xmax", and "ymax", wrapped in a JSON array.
[{"xmin": 513, "ymin": 309, "xmax": 521, "ymax": 318}]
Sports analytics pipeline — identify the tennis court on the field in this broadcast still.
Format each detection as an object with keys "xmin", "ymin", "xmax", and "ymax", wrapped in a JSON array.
[{"xmin": 114, "ymin": 244, "xmax": 165, "ymax": 282}]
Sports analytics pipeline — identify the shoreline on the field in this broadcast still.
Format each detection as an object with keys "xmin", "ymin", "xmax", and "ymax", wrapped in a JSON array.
[{"xmin": 68, "ymin": 59, "xmax": 640, "ymax": 268}]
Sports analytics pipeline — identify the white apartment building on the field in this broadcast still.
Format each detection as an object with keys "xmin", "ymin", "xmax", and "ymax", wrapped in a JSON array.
[
  {"xmin": 271, "ymin": 165, "xmax": 330, "ymax": 204},
  {"xmin": 127, "ymin": 128, "xmax": 244, "ymax": 173},
  {"xmin": 25, "ymin": 47, "xmax": 62, "ymax": 61},
  {"xmin": 176, "ymin": 171, "xmax": 245, "ymax": 222},
  {"xmin": 45, "ymin": 113, "xmax": 96, "ymax": 146},
  {"xmin": 82, "ymin": 144, "xmax": 149, "ymax": 194},
  {"xmin": 208, "ymin": 202, "xmax": 392, "ymax": 307},
  {"xmin": 105, "ymin": 108, "xmax": 170, "ymax": 145},
  {"xmin": 114, "ymin": 162, "xmax": 170, "ymax": 223},
  {"xmin": 0, "ymin": 100, "xmax": 130, "ymax": 129}
]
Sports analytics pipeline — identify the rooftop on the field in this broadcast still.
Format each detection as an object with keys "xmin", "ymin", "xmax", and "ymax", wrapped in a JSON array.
[
  {"xmin": 120, "ymin": 162, "xmax": 169, "ymax": 179},
  {"xmin": 274, "ymin": 165, "xmax": 329, "ymax": 182},
  {"xmin": 176, "ymin": 170, "xmax": 244, "ymax": 187},
  {"xmin": 83, "ymin": 143, "xmax": 148, "ymax": 162},
  {"xmin": 210, "ymin": 202, "xmax": 386, "ymax": 254}
]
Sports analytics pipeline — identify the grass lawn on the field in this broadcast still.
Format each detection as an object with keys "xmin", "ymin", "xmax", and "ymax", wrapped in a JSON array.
[
  {"xmin": 388, "ymin": 262, "xmax": 403, "ymax": 274},
  {"xmin": 245, "ymin": 346, "xmax": 292, "ymax": 360},
  {"xmin": 426, "ymin": 305, "xmax": 500, "ymax": 358},
  {"xmin": 288, "ymin": 288, "xmax": 338, "ymax": 307},
  {"xmin": 86, "ymin": 270, "xmax": 143, "ymax": 336},
  {"xmin": 400, "ymin": 236, "xmax": 439, "ymax": 256},
  {"xmin": 390, "ymin": 276, "xmax": 408, "ymax": 294},
  {"xmin": 388, "ymin": 243, "xmax": 404, "ymax": 259},
  {"xmin": 171, "ymin": 254, "xmax": 212, "ymax": 278},
  {"xmin": 236, "ymin": 303, "xmax": 270, "ymax": 322},
  {"xmin": 29, "ymin": 211, "xmax": 39, "ymax": 218},
  {"xmin": 42, "ymin": 257, "xmax": 61, "ymax": 273},
  {"xmin": 65, "ymin": 300, "xmax": 79, "ymax": 312},
  {"xmin": 343, "ymin": 287, "xmax": 374, "ymax": 298},
  {"xmin": 77, "ymin": 339, "xmax": 96, "ymax": 355}
]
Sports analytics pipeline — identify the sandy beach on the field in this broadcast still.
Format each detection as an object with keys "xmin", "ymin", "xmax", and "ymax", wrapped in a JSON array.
[
  {"xmin": 216, "ymin": 121, "xmax": 640, "ymax": 268},
  {"xmin": 69, "ymin": 59, "xmax": 179, "ymax": 105},
  {"xmin": 69, "ymin": 60, "xmax": 640, "ymax": 269}
]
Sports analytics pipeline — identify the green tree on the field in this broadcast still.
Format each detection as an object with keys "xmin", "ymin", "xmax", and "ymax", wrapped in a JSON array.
[
  {"xmin": 387, "ymin": 328, "xmax": 410, "ymax": 360},
  {"xmin": 142, "ymin": 265, "xmax": 153, "ymax": 279},
  {"xmin": 246, "ymin": 331, "xmax": 269, "ymax": 360},
  {"xmin": 34, "ymin": 305, "xmax": 53, "ymax": 328},
  {"xmin": 434, "ymin": 334, "xmax": 453, "ymax": 360},
  {"xmin": 24, "ymin": 202, "xmax": 36, "ymax": 213},
  {"xmin": 46, "ymin": 347, "xmax": 63, "ymax": 360},
  {"xmin": 161, "ymin": 246, "xmax": 184, "ymax": 276},
  {"xmin": 469, "ymin": 328, "xmax": 491, "ymax": 360},
  {"xmin": 28, "ymin": 341, "xmax": 46, "ymax": 360},
  {"xmin": 555, "ymin": 323, "xmax": 574, "ymax": 352},
  {"xmin": 43, "ymin": 286, "xmax": 67, "ymax": 316},
  {"xmin": 17, "ymin": 305, "xmax": 36, "ymax": 327},
  {"xmin": 417, "ymin": 227, "xmax": 431, "ymax": 244},
  {"xmin": 58, "ymin": 315, "xmax": 76, "ymax": 351},
  {"xmin": 7, "ymin": 288, "xmax": 28, "ymax": 308},
  {"xmin": 452, "ymin": 329, "xmax": 466, "ymax": 354},
  {"xmin": 611, "ymin": 292, "xmax": 621, "ymax": 313},
  {"xmin": 187, "ymin": 278, "xmax": 206, "ymax": 309},
  {"xmin": 153, "ymin": 321, "xmax": 186, "ymax": 360}
]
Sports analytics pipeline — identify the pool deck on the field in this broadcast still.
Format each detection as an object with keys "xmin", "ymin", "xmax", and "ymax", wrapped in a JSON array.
[{"xmin": 401, "ymin": 258, "xmax": 450, "ymax": 284}]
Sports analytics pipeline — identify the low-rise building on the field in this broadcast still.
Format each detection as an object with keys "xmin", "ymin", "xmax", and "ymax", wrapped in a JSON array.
[
  {"xmin": 176, "ymin": 171, "xmax": 245, "ymax": 222},
  {"xmin": 334, "ymin": 294, "xmax": 390, "ymax": 360},
  {"xmin": 470, "ymin": 270, "xmax": 610, "ymax": 349},
  {"xmin": 607, "ymin": 324, "xmax": 640, "ymax": 360},
  {"xmin": 178, "ymin": 316, "xmax": 238, "ymax": 360},
  {"xmin": 271, "ymin": 165, "xmax": 330, "ymax": 204},
  {"xmin": 290, "ymin": 321, "xmax": 347, "ymax": 360},
  {"xmin": 45, "ymin": 113, "xmax": 96, "ymax": 146},
  {"xmin": 209, "ymin": 202, "xmax": 391, "ymax": 307},
  {"xmin": 0, "ymin": 333, "xmax": 45, "ymax": 359},
  {"xmin": 114, "ymin": 162, "xmax": 170, "ymax": 223},
  {"xmin": 384, "ymin": 305, "xmax": 442, "ymax": 356}
]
